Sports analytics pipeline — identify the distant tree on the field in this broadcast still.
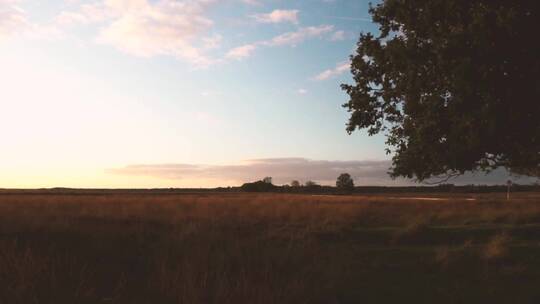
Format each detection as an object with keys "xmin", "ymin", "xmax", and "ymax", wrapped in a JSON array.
[
  {"xmin": 305, "ymin": 180, "xmax": 317, "ymax": 187},
  {"xmin": 262, "ymin": 177, "xmax": 273, "ymax": 184},
  {"xmin": 241, "ymin": 180, "xmax": 276, "ymax": 192},
  {"xmin": 342, "ymin": 1, "xmax": 540, "ymax": 181},
  {"xmin": 336, "ymin": 173, "xmax": 354, "ymax": 191},
  {"xmin": 303, "ymin": 180, "xmax": 322, "ymax": 192},
  {"xmin": 290, "ymin": 180, "xmax": 301, "ymax": 187}
]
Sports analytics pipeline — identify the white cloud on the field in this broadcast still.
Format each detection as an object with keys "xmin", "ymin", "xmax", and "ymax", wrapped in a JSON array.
[
  {"xmin": 224, "ymin": 25, "xmax": 334, "ymax": 61},
  {"xmin": 0, "ymin": 0, "xmax": 28, "ymax": 39},
  {"xmin": 55, "ymin": 0, "xmax": 220, "ymax": 67},
  {"xmin": 226, "ymin": 43, "xmax": 257, "ymax": 60},
  {"xmin": 297, "ymin": 88, "xmax": 307, "ymax": 94},
  {"xmin": 0, "ymin": 1, "xmax": 63, "ymax": 41},
  {"xmin": 314, "ymin": 61, "xmax": 350, "ymax": 81},
  {"xmin": 264, "ymin": 25, "xmax": 333, "ymax": 46},
  {"xmin": 55, "ymin": 3, "xmax": 113, "ymax": 25},
  {"xmin": 330, "ymin": 30, "xmax": 345, "ymax": 41},
  {"xmin": 202, "ymin": 33, "xmax": 222, "ymax": 50},
  {"xmin": 251, "ymin": 9, "xmax": 299, "ymax": 24}
]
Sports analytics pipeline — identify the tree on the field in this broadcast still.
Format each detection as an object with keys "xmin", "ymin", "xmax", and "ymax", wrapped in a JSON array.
[
  {"xmin": 342, "ymin": 1, "xmax": 540, "ymax": 181},
  {"xmin": 304, "ymin": 180, "xmax": 318, "ymax": 187},
  {"xmin": 262, "ymin": 177, "xmax": 273, "ymax": 184},
  {"xmin": 290, "ymin": 180, "xmax": 301, "ymax": 187},
  {"xmin": 241, "ymin": 180, "xmax": 276, "ymax": 192},
  {"xmin": 336, "ymin": 173, "xmax": 354, "ymax": 191}
]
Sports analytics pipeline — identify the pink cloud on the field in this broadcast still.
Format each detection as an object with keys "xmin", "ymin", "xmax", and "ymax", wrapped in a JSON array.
[
  {"xmin": 110, "ymin": 158, "xmax": 539, "ymax": 186},
  {"xmin": 226, "ymin": 44, "xmax": 257, "ymax": 60},
  {"xmin": 313, "ymin": 61, "xmax": 350, "ymax": 81}
]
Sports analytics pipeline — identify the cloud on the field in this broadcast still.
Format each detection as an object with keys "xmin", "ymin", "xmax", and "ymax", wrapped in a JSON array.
[
  {"xmin": 297, "ymin": 88, "xmax": 308, "ymax": 94},
  {"xmin": 264, "ymin": 25, "xmax": 333, "ymax": 46},
  {"xmin": 241, "ymin": 0, "xmax": 261, "ymax": 5},
  {"xmin": 110, "ymin": 158, "xmax": 538, "ymax": 186},
  {"xmin": 55, "ymin": 0, "xmax": 220, "ymax": 67},
  {"xmin": 110, "ymin": 158, "xmax": 396, "ymax": 185},
  {"xmin": 226, "ymin": 43, "xmax": 257, "ymax": 60},
  {"xmin": 57, "ymin": 1, "xmax": 326, "ymax": 66},
  {"xmin": 330, "ymin": 30, "xmax": 345, "ymax": 41},
  {"xmin": 0, "ymin": 0, "xmax": 28, "ymax": 39},
  {"xmin": 251, "ymin": 9, "xmax": 299, "ymax": 24},
  {"xmin": 313, "ymin": 61, "xmax": 350, "ymax": 81},
  {"xmin": 0, "ymin": 1, "xmax": 63, "ymax": 41},
  {"xmin": 202, "ymin": 33, "xmax": 222, "ymax": 50},
  {"xmin": 55, "ymin": 2, "xmax": 116, "ymax": 26},
  {"xmin": 225, "ymin": 25, "xmax": 334, "ymax": 61}
]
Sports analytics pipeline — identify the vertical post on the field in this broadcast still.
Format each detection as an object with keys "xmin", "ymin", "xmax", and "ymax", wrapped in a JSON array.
[{"xmin": 506, "ymin": 180, "xmax": 512, "ymax": 201}]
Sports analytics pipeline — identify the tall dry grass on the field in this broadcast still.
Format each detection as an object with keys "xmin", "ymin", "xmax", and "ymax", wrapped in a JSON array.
[{"xmin": 0, "ymin": 192, "xmax": 539, "ymax": 303}]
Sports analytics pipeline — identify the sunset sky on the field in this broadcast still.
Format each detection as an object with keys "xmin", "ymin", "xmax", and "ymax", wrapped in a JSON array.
[{"xmin": 0, "ymin": 0, "xmax": 532, "ymax": 188}]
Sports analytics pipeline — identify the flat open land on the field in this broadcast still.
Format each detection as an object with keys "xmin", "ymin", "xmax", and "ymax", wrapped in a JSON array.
[{"xmin": 1, "ymin": 192, "xmax": 540, "ymax": 303}]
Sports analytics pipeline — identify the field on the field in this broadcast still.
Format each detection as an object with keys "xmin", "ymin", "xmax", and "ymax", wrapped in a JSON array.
[{"xmin": 1, "ymin": 192, "xmax": 540, "ymax": 303}]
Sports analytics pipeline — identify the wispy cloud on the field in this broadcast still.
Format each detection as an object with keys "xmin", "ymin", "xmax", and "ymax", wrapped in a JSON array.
[
  {"xmin": 110, "ymin": 158, "xmax": 397, "ymax": 185},
  {"xmin": 54, "ymin": 1, "xmax": 332, "ymax": 66},
  {"xmin": 263, "ymin": 25, "xmax": 334, "ymax": 46},
  {"xmin": 330, "ymin": 30, "xmax": 345, "ymax": 41},
  {"xmin": 226, "ymin": 43, "xmax": 257, "ymax": 60},
  {"xmin": 225, "ymin": 24, "xmax": 334, "ymax": 61},
  {"xmin": 55, "ymin": 3, "xmax": 112, "ymax": 25},
  {"xmin": 313, "ymin": 61, "xmax": 350, "ymax": 81},
  {"xmin": 251, "ymin": 9, "xmax": 299, "ymax": 24},
  {"xmin": 0, "ymin": 0, "xmax": 63, "ymax": 41},
  {"xmin": 0, "ymin": 0, "xmax": 28, "ymax": 39}
]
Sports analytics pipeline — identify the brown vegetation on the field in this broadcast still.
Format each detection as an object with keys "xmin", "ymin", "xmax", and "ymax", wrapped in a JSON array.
[{"xmin": 0, "ymin": 192, "xmax": 540, "ymax": 303}]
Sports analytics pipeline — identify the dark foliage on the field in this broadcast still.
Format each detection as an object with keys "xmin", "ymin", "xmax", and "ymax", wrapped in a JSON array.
[
  {"xmin": 240, "ymin": 180, "xmax": 277, "ymax": 192},
  {"xmin": 342, "ymin": 0, "xmax": 540, "ymax": 181},
  {"xmin": 336, "ymin": 173, "xmax": 355, "ymax": 191}
]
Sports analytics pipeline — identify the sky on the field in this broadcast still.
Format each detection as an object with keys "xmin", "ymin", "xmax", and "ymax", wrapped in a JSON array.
[{"xmin": 0, "ymin": 0, "xmax": 534, "ymax": 188}]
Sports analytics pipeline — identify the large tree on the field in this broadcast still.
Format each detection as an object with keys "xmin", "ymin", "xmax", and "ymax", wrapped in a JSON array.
[{"xmin": 342, "ymin": 0, "xmax": 540, "ymax": 181}]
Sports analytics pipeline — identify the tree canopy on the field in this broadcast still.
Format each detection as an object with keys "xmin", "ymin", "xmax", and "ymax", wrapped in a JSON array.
[
  {"xmin": 336, "ymin": 173, "xmax": 355, "ymax": 191},
  {"xmin": 342, "ymin": 0, "xmax": 540, "ymax": 181},
  {"xmin": 241, "ymin": 180, "xmax": 276, "ymax": 192}
]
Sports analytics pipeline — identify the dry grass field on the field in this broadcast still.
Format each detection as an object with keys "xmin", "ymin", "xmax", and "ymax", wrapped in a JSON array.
[{"xmin": 1, "ymin": 192, "xmax": 540, "ymax": 303}]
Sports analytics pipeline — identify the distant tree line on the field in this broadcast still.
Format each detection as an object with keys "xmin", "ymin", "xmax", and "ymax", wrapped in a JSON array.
[
  {"xmin": 240, "ymin": 174, "xmax": 540, "ymax": 194},
  {"xmin": 241, "ymin": 173, "xmax": 355, "ymax": 193},
  {"xmin": 3, "ymin": 181, "xmax": 538, "ymax": 196}
]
